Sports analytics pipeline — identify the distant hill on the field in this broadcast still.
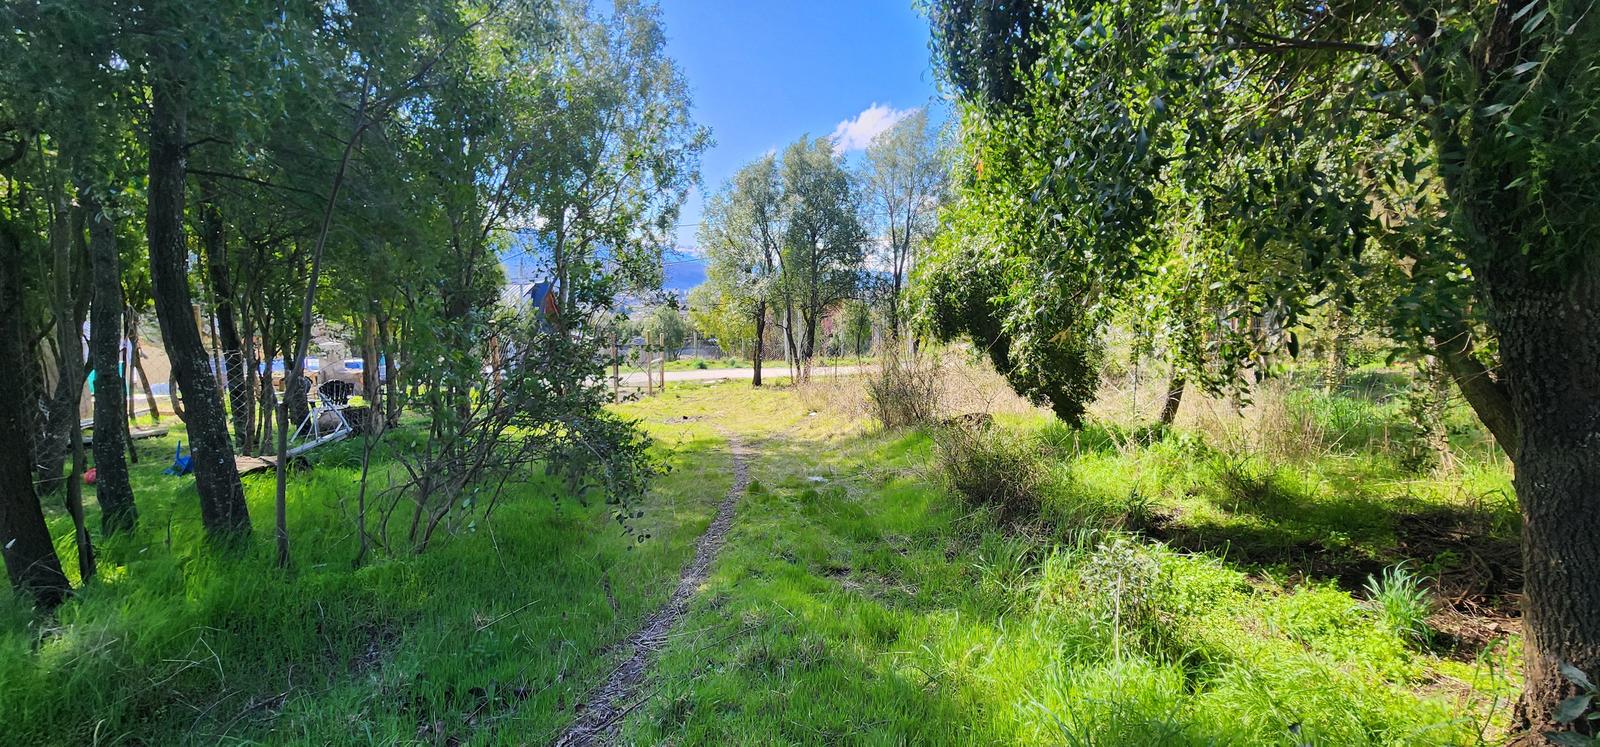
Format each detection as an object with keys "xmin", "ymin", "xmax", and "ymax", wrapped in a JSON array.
[{"xmin": 663, "ymin": 251, "xmax": 706, "ymax": 292}]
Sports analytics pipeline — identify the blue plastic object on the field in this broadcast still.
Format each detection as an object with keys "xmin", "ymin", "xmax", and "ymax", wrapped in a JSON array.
[{"xmin": 163, "ymin": 441, "xmax": 194, "ymax": 476}]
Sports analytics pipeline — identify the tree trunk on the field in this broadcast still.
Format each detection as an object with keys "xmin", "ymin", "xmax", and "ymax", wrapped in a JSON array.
[
  {"xmin": 1158, "ymin": 376, "xmax": 1185, "ymax": 426},
  {"xmin": 1434, "ymin": 326, "xmax": 1517, "ymax": 460},
  {"xmin": 285, "ymin": 364, "xmax": 309, "ymax": 437},
  {"xmin": 362, "ymin": 312, "xmax": 382, "ymax": 432},
  {"xmin": 237, "ymin": 300, "xmax": 258, "ymax": 456},
  {"xmin": 65, "ymin": 400, "xmax": 94, "ymax": 582},
  {"xmin": 199, "ymin": 199, "xmax": 252, "ymax": 454},
  {"xmin": 887, "ymin": 268, "xmax": 902, "ymax": 341},
  {"xmin": 82, "ymin": 187, "xmax": 137, "ymax": 533},
  {"xmin": 126, "ymin": 309, "xmax": 160, "ymax": 422},
  {"xmin": 258, "ymin": 332, "xmax": 277, "ymax": 454},
  {"xmin": 0, "ymin": 223, "xmax": 70, "ymax": 608},
  {"xmin": 122, "ymin": 337, "xmax": 139, "ymax": 465},
  {"xmin": 168, "ymin": 374, "xmax": 185, "ymax": 422},
  {"xmin": 752, "ymin": 301, "xmax": 766, "ymax": 388},
  {"xmin": 380, "ymin": 314, "xmax": 399, "ymax": 426},
  {"xmin": 146, "ymin": 58, "xmax": 250, "ymax": 539},
  {"xmin": 1487, "ymin": 261, "xmax": 1600, "ymax": 736},
  {"xmin": 36, "ymin": 195, "xmax": 82, "ymax": 494},
  {"xmin": 1323, "ymin": 305, "xmax": 1349, "ymax": 392}
]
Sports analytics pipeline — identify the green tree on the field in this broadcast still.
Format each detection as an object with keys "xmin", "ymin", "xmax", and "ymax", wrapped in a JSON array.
[
  {"xmin": 700, "ymin": 154, "xmax": 786, "ymax": 385},
  {"xmin": 926, "ymin": 0, "xmax": 1600, "ymax": 731},
  {"xmin": 686, "ymin": 282, "xmax": 754, "ymax": 359},
  {"xmin": 780, "ymin": 136, "xmax": 866, "ymax": 373},
  {"xmin": 641, "ymin": 304, "xmax": 688, "ymax": 360},
  {"xmin": 860, "ymin": 109, "xmax": 948, "ymax": 339}
]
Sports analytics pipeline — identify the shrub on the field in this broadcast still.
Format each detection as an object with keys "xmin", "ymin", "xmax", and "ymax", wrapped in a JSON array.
[
  {"xmin": 932, "ymin": 423, "xmax": 1044, "ymax": 522},
  {"xmin": 1080, "ymin": 536, "xmax": 1166, "ymax": 656},
  {"xmin": 1205, "ymin": 451, "xmax": 1285, "ymax": 514},
  {"xmin": 867, "ymin": 344, "xmax": 943, "ymax": 429},
  {"xmin": 1363, "ymin": 563, "xmax": 1433, "ymax": 645}
]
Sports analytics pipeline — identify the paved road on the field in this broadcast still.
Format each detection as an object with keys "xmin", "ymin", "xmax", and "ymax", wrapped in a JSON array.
[{"xmin": 617, "ymin": 364, "xmax": 868, "ymax": 386}]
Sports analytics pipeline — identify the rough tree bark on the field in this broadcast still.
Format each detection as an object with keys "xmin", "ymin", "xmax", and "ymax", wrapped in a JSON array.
[
  {"xmin": 752, "ymin": 299, "xmax": 766, "ymax": 387},
  {"xmin": 81, "ymin": 186, "xmax": 137, "ymax": 533},
  {"xmin": 0, "ymin": 223, "xmax": 70, "ymax": 608},
  {"xmin": 146, "ymin": 49, "xmax": 250, "ymax": 539},
  {"xmin": 1486, "ymin": 258, "xmax": 1600, "ymax": 737},
  {"xmin": 1428, "ymin": 0, "xmax": 1600, "ymax": 730},
  {"xmin": 199, "ymin": 196, "xmax": 252, "ymax": 453},
  {"xmin": 1158, "ymin": 376, "xmax": 1185, "ymax": 427}
]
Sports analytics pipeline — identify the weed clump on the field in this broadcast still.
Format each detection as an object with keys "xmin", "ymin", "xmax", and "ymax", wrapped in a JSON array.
[
  {"xmin": 932, "ymin": 423, "xmax": 1045, "ymax": 522},
  {"xmin": 1080, "ymin": 536, "xmax": 1167, "ymax": 655},
  {"xmin": 1364, "ymin": 563, "xmax": 1434, "ymax": 645},
  {"xmin": 867, "ymin": 345, "xmax": 942, "ymax": 429}
]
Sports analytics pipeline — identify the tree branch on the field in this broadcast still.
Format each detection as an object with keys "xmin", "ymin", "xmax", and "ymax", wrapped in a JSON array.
[{"xmin": 1434, "ymin": 325, "xmax": 1518, "ymax": 460}]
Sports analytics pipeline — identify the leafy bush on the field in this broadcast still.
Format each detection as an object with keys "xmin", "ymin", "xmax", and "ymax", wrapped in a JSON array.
[
  {"xmin": 932, "ymin": 423, "xmax": 1045, "ymax": 522},
  {"xmin": 1080, "ymin": 536, "xmax": 1166, "ymax": 656},
  {"xmin": 867, "ymin": 345, "xmax": 942, "ymax": 429},
  {"xmin": 1363, "ymin": 563, "xmax": 1433, "ymax": 645}
]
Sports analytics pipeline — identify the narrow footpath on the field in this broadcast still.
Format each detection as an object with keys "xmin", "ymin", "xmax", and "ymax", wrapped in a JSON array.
[{"xmin": 551, "ymin": 433, "xmax": 752, "ymax": 746}]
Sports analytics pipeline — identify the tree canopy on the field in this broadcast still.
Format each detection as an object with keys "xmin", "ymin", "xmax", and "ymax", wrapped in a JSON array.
[{"xmin": 923, "ymin": 0, "xmax": 1600, "ymax": 733}]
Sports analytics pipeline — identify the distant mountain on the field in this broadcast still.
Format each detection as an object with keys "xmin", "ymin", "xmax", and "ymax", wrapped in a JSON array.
[{"xmin": 662, "ymin": 250, "xmax": 706, "ymax": 292}]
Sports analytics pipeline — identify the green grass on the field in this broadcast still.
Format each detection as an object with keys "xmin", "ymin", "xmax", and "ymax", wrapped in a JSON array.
[
  {"xmin": 4, "ymin": 373, "xmax": 1523, "ymax": 744},
  {"xmin": 615, "ymin": 381, "xmax": 1519, "ymax": 744},
  {"xmin": 617, "ymin": 355, "xmax": 873, "ymax": 374},
  {"xmin": 0, "ymin": 413, "xmax": 730, "ymax": 744}
]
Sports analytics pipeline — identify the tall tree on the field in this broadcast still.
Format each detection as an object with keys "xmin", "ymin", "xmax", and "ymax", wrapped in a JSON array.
[
  {"xmin": 82, "ymin": 185, "xmax": 137, "ymax": 533},
  {"xmin": 700, "ymin": 154, "xmax": 786, "ymax": 386},
  {"xmin": 0, "ymin": 219, "xmax": 69, "ymax": 608},
  {"xmin": 781, "ymin": 137, "xmax": 866, "ymax": 372},
  {"xmin": 860, "ymin": 109, "xmax": 947, "ymax": 339},
  {"xmin": 141, "ymin": 2, "xmax": 250, "ymax": 539},
  {"xmin": 521, "ymin": 0, "xmax": 708, "ymax": 327},
  {"xmin": 926, "ymin": 0, "xmax": 1600, "ymax": 733}
]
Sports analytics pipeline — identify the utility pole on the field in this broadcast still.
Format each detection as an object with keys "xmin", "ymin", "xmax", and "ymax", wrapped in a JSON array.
[{"xmin": 611, "ymin": 330, "xmax": 620, "ymax": 404}]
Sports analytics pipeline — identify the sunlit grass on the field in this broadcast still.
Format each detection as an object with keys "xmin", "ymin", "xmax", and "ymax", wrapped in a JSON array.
[
  {"xmin": 3, "ymin": 374, "xmax": 1522, "ymax": 744},
  {"xmin": 1, "ymin": 412, "xmax": 728, "ymax": 744},
  {"xmin": 619, "ymin": 379, "xmax": 1520, "ymax": 745}
]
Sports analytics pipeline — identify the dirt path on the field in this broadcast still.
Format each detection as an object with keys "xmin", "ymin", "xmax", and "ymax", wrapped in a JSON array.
[{"xmin": 551, "ymin": 433, "xmax": 751, "ymax": 746}]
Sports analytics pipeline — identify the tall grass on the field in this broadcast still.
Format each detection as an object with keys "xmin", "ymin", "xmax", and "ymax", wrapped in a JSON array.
[
  {"xmin": 1364, "ymin": 563, "xmax": 1435, "ymax": 645},
  {"xmin": 0, "ymin": 419, "xmax": 729, "ymax": 744},
  {"xmin": 865, "ymin": 344, "xmax": 943, "ymax": 429}
]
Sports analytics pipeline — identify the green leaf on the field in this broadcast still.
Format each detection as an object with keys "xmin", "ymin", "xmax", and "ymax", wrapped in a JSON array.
[
  {"xmin": 1554, "ymin": 694, "xmax": 1595, "ymax": 724},
  {"xmin": 1561, "ymin": 663, "xmax": 1596, "ymax": 691},
  {"xmin": 1543, "ymin": 731, "xmax": 1596, "ymax": 747}
]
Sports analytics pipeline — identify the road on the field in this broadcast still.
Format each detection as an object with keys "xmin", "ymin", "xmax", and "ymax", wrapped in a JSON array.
[{"xmin": 616, "ymin": 364, "xmax": 868, "ymax": 386}]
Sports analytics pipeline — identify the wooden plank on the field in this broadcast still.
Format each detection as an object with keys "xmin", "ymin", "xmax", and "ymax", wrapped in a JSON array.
[
  {"xmin": 82, "ymin": 426, "xmax": 169, "ymax": 446},
  {"xmin": 234, "ymin": 456, "xmax": 279, "ymax": 476}
]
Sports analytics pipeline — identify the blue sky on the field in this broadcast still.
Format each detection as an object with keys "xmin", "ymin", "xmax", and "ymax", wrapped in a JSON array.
[{"xmin": 656, "ymin": 0, "xmax": 942, "ymax": 290}]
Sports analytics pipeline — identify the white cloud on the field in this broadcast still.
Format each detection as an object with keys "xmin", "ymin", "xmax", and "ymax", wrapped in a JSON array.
[{"xmin": 829, "ymin": 103, "xmax": 915, "ymax": 152}]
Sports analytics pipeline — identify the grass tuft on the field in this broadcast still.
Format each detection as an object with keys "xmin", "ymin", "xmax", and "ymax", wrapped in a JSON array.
[{"xmin": 1365, "ymin": 563, "xmax": 1435, "ymax": 646}]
